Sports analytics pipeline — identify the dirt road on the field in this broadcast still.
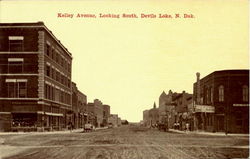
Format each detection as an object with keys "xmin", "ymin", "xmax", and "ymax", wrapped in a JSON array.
[{"xmin": 0, "ymin": 125, "xmax": 249, "ymax": 159}]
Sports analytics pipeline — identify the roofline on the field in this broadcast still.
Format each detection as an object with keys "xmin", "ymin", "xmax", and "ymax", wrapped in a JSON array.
[
  {"xmin": 194, "ymin": 69, "xmax": 249, "ymax": 84},
  {"xmin": 0, "ymin": 22, "xmax": 72, "ymax": 58}
]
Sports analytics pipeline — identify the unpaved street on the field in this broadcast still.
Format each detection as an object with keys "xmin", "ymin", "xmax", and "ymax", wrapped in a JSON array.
[{"xmin": 0, "ymin": 125, "xmax": 249, "ymax": 159}]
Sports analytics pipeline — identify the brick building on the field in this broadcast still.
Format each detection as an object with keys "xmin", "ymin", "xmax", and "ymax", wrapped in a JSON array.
[
  {"xmin": 71, "ymin": 82, "xmax": 87, "ymax": 129},
  {"xmin": 158, "ymin": 90, "xmax": 179, "ymax": 128},
  {"xmin": 0, "ymin": 22, "xmax": 72, "ymax": 131},
  {"xmin": 193, "ymin": 70, "xmax": 249, "ymax": 133},
  {"xmin": 103, "ymin": 104, "xmax": 110, "ymax": 127},
  {"xmin": 173, "ymin": 91, "xmax": 193, "ymax": 130},
  {"xmin": 143, "ymin": 109, "xmax": 149, "ymax": 127}
]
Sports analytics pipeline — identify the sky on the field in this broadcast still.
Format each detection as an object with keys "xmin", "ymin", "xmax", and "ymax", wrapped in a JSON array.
[{"xmin": 0, "ymin": 0, "xmax": 248, "ymax": 122}]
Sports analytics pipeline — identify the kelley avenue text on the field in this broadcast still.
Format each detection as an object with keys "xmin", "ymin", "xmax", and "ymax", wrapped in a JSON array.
[{"xmin": 57, "ymin": 13, "xmax": 195, "ymax": 19}]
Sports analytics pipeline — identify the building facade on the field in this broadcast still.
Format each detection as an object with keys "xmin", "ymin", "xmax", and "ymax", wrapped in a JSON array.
[
  {"xmin": 108, "ymin": 114, "xmax": 118, "ymax": 127},
  {"xmin": 103, "ymin": 104, "xmax": 110, "ymax": 127},
  {"xmin": 71, "ymin": 82, "xmax": 87, "ymax": 129},
  {"xmin": 172, "ymin": 91, "xmax": 193, "ymax": 130},
  {"xmin": 0, "ymin": 22, "xmax": 72, "ymax": 132},
  {"xmin": 193, "ymin": 70, "xmax": 249, "ymax": 133}
]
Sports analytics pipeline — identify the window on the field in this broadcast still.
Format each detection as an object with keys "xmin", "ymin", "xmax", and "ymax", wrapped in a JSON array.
[
  {"xmin": 55, "ymin": 88, "xmax": 60, "ymax": 102},
  {"xmin": 60, "ymin": 91, "xmax": 64, "ymax": 103},
  {"xmin": 206, "ymin": 88, "xmax": 209, "ymax": 104},
  {"xmin": 46, "ymin": 65, "xmax": 50, "ymax": 77},
  {"xmin": 46, "ymin": 44, "xmax": 50, "ymax": 56},
  {"xmin": 210, "ymin": 87, "xmax": 213, "ymax": 103},
  {"xmin": 51, "ymin": 48, "xmax": 55, "ymax": 60},
  {"xmin": 45, "ymin": 84, "xmax": 48, "ymax": 99},
  {"xmin": 68, "ymin": 79, "xmax": 71, "ymax": 88},
  {"xmin": 51, "ymin": 68, "xmax": 55, "ymax": 79},
  {"xmin": 8, "ymin": 82, "xmax": 15, "ymax": 98},
  {"xmin": 18, "ymin": 82, "xmax": 27, "ymax": 98},
  {"xmin": 68, "ymin": 63, "xmax": 71, "ymax": 72},
  {"xmin": 9, "ymin": 36, "xmax": 24, "ymax": 52},
  {"xmin": 61, "ymin": 57, "xmax": 64, "ymax": 67},
  {"xmin": 6, "ymin": 79, "xmax": 27, "ymax": 98},
  {"xmin": 8, "ymin": 58, "xmax": 23, "ymax": 73},
  {"xmin": 218, "ymin": 85, "xmax": 224, "ymax": 102},
  {"xmin": 242, "ymin": 85, "xmax": 249, "ymax": 102},
  {"xmin": 51, "ymin": 87, "xmax": 55, "ymax": 100},
  {"xmin": 56, "ymin": 52, "xmax": 59, "ymax": 63},
  {"xmin": 56, "ymin": 71, "xmax": 60, "ymax": 82}
]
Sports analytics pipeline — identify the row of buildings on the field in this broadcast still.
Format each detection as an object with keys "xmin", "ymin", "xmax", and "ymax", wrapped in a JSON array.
[
  {"xmin": 0, "ymin": 22, "xmax": 123, "ymax": 132},
  {"xmin": 143, "ymin": 70, "xmax": 249, "ymax": 133}
]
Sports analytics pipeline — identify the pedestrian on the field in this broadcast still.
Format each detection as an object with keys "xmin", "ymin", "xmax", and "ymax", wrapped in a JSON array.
[
  {"xmin": 68, "ymin": 121, "xmax": 73, "ymax": 132},
  {"xmin": 186, "ymin": 123, "xmax": 189, "ymax": 132}
]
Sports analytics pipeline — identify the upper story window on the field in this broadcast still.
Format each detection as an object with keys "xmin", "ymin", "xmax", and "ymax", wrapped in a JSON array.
[
  {"xmin": 210, "ymin": 87, "xmax": 213, "ymax": 103},
  {"xmin": 6, "ymin": 79, "xmax": 27, "ymax": 98},
  {"xmin": 51, "ymin": 48, "xmax": 55, "ymax": 60},
  {"xmin": 218, "ymin": 85, "xmax": 224, "ymax": 102},
  {"xmin": 46, "ymin": 65, "xmax": 50, "ymax": 77},
  {"xmin": 8, "ymin": 58, "xmax": 23, "ymax": 73},
  {"xmin": 242, "ymin": 85, "xmax": 249, "ymax": 102},
  {"xmin": 56, "ymin": 52, "xmax": 59, "ymax": 63},
  {"xmin": 9, "ymin": 36, "xmax": 24, "ymax": 52},
  {"xmin": 68, "ymin": 62, "xmax": 71, "ymax": 72},
  {"xmin": 46, "ymin": 44, "xmax": 50, "ymax": 57}
]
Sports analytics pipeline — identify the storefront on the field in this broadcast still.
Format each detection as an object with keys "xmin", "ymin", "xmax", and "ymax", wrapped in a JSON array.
[{"xmin": 194, "ymin": 105, "xmax": 215, "ymax": 132}]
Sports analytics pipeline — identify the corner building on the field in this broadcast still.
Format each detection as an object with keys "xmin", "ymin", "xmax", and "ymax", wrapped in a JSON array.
[
  {"xmin": 193, "ymin": 70, "xmax": 249, "ymax": 133},
  {"xmin": 0, "ymin": 22, "xmax": 72, "ymax": 131}
]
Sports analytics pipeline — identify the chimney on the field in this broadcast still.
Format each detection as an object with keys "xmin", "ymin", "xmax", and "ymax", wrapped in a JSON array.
[{"xmin": 196, "ymin": 72, "xmax": 201, "ymax": 104}]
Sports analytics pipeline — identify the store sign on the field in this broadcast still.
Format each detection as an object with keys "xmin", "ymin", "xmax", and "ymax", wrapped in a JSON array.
[
  {"xmin": 233, "ymin": 104, "xmax": 249, "ymax": 107},
  {"xmin": 195, "ymin": 105, "xmax": 215, "ymax": 113}
]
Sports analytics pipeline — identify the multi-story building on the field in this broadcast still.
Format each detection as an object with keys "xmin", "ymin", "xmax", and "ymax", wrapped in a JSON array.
[
  {"xmin": 86, "ymin": 102, "xmax": 97, "ymax": 126},
  {"xmin": 103, "ymin": 104, "xmax": 110, "ymax": 127},
  {"xmin": 172, "ymin": 91, "xmax": 193, "ymax": 130},
  {"xmin": 71, "ymin": 82, "xmax": 87, "ymax": 129},
  {"xmin": 142, "ymin": 103, "xmax": 159, "ymax": 127},
  {"xmin": 143, "ymin": 109, "xmax": 149, "ymax": 126},
  {"xmin": 0, "ymin": 22, "xmax": 72, "ymax": 132},
  {"xmin": 108, "ymin": 114, "xmax": 118, "ymax": 127},
  {"xmin": 148, "ymin": 102, "xmax": 159, "ymax": 127},
  {"xmin": 158, "ymin": 90, "xmax": 179, "ymax": 128},
  {"xmin": 93, "ymin": 99, "xmax": 103, "ymax": 127},
  {"xmin": 77, "ymin": 89, "xmax": 87, "ymax": 128},
  {"xmin": 193, "ymin": 70, "xmax": 249, "ymax": 133}
]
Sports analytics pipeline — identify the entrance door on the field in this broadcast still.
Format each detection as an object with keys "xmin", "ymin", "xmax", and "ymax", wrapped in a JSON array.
[{"xmin": 217, "ymin": 116, "xmax": 224, "ymax": 132}]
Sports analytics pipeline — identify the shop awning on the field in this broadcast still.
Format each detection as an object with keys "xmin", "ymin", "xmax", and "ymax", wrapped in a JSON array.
[
  {"xmin": 194, "ymin": 105, "xmax": 215, "ymax": 113},
  {"xmin": 45, "ymin": 112, "xmax": 63, "ymax": 116}
]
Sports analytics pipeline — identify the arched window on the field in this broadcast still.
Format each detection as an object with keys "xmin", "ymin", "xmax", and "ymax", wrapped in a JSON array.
[
  {"xmin": 218, "ymin": 85, "xmax": 224, "ymax": 102},
  {"xmin": 242, "ymin": 85, "xmax": 249, "ymax": 102}
]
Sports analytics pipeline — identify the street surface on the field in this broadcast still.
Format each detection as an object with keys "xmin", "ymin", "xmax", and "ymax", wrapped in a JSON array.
[{"xmin": 0, "ymin": 125, "xmax": 249, "ymax": 159}]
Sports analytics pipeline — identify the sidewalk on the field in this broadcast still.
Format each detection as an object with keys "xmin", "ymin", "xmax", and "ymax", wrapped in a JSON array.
[
  {"xmin": 169, "ymin": 129, "xmax": 249, "ymax": 137},
  {"xmin": 0, "ymin": 127, "xmax": 108, "ymax": 135}
]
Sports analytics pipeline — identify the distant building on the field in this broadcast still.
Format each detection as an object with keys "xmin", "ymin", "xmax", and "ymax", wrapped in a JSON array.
[
  {"xmin": 158, "ymin": 90, "xmax": 179, "ymax": 128},
  {"xmin": 143, "ymin": 110, "xmax": 149, "ymax": 126},
  {"xmin": 148, "ymin": 102, "xmax": 159, "ymax": 127},
  {"xmin": 94, "ymin": 99, "xmax": 103, "ymax": 127},
  {"xmin": 86, "ymin": 102, "xmax": 96, "ymax": 126},
  {"xmin": 0, "ymin": 22, "xmax": 72, "ymax": 132},
  {"xmin": 172, "ymin": 91, "xmax": 193, "ymax": 130},
  {"xmin": 108, "ymin": 114, "xmax": 118, "ymax": 127},
  {"xmin": 117, "ymin": 117, "xmax": 122, "ymax": 126},
  {"xmin": 71, "ymin": 82, "xmax": 87, "ymax": 128},
  {"xmin": 193, "ymin": 70, "xmax": 249, "ymax": 133},
  {"xmin": 103, "ymin": 104, "xmax": 110, "ymax": 126}
]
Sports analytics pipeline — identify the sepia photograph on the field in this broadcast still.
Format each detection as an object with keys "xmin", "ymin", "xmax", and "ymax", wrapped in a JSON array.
[{"xmin": 0, "ymin": 0, "xmax": 249, "ymax": 159}]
